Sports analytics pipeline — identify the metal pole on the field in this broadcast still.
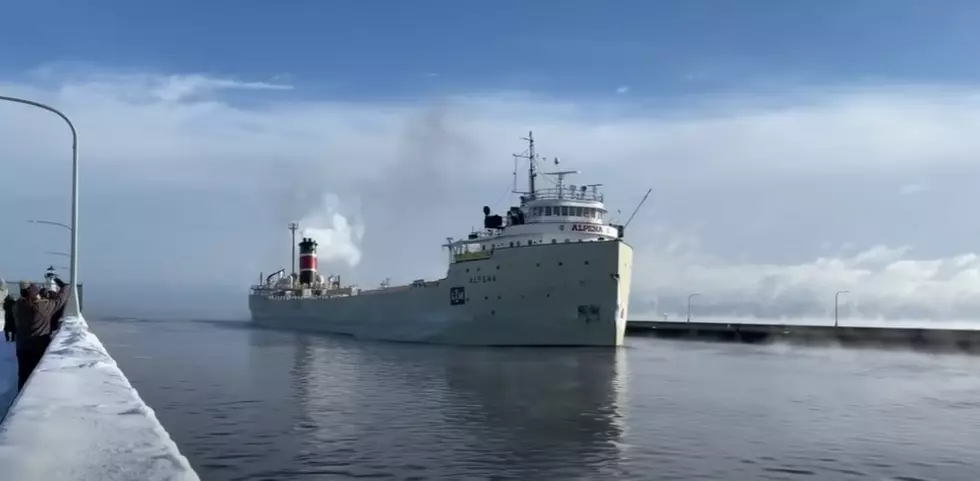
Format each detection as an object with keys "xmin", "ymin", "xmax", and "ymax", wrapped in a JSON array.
[
  {"xmin": 288, "ymin": 222, "xmax": 299, "ymax": 278},
  {"xmin": 687, "ymin": 293, "xmax": 701, "ymax": 323},
  {"xmin": 1, "ymin": 95, "xmax": 80, "ymax": 316},
  {"xmin": 834, "ymin": 290, "xmax": 849, "ymax": 328}
]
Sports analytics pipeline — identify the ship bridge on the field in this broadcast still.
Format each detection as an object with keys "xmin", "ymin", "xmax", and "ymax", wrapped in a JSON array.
[
  {"xmin": 521, "ymin": 171, "xmax": 606, "ymax": 225},
  {"xmin": 445, "ymin": 133, "xmax": 624, "ymax": 264}
]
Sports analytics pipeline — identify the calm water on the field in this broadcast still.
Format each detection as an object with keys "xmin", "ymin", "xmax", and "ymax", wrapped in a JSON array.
[{"xmin": 91, "ymin": 318, "xmax": 980, "ymax": 481}]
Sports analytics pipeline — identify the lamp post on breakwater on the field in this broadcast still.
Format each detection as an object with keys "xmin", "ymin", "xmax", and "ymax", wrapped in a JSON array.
[
  {"xmin": 687, "ymin": 293, "xmax": 701, "ymax": 323},
  {"xmin": 834, "ymin": 290, "xmax": 849, "ymax": 328},
  {"xmin": 34, "ymin": 225, "xmax": 72, "ymax": 282},
  {"xmin": 29, "ymin": 219, "xmax": 72, "ymax": 232},
  {"xmin": 2, "ymin": 95, "xmax": 80, "ymax": 316}
]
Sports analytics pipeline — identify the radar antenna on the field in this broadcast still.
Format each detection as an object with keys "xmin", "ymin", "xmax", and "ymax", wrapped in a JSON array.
[{"xmin": 541, "ymin": 170, "xmax": 581, "ymax": 199}]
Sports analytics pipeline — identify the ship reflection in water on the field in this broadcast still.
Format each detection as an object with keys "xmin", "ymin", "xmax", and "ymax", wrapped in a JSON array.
[{"xmin": 284, "ymin": 331, "xmax": 630, "ymax": 480}]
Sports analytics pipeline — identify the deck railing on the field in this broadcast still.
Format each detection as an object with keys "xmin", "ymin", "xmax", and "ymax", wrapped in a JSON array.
[{"xmin": 525, "ymin": 186, "xmax": 604, "ymax": 203}]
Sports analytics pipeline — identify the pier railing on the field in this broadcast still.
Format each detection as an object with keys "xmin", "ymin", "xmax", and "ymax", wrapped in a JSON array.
[{"xmin": 0, "ymin": 314, "xmax": 201, "ymax": 481}]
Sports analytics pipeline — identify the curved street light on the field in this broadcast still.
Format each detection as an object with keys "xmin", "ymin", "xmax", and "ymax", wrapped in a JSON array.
[
  {"xmin": 687, "ymin": 293, "xmax": 701, "ymax": 323},
  {"xmin": 2, "ymin": 95, "xmax": 80, "ymax": 316},
  {"xmin": 29, "ymin": 219, "xmax": 72, "ymax": 231},
  {"xmin": 834, "ymin": 290, "xmax": 850, "ymax": 328}
]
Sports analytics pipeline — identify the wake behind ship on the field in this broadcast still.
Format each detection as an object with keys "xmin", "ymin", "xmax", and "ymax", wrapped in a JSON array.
[{"xmin": 249, "ymin": 132, "xmax": 635, "ymax": 347}]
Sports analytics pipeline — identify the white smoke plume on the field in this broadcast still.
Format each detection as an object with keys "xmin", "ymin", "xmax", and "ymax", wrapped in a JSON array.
[{"xmin": 298, "ymin": 194, "xmax": 365, "ymax": 268}]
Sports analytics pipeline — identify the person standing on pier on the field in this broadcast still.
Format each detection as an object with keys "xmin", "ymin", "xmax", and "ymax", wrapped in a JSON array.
[
  {"xmin": 1, "ymin": 278, "xmax": 14, "ymax": 342},
  {"xmin": 3, "ymin": 295, "xmax": 15, "ymax": 342},
  {"xmin": 13, "ymin": 278, "xmax": 72, "ymax": 391}
]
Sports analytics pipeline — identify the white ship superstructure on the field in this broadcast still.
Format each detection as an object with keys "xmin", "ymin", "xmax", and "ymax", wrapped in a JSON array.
[{"xmin": 249, "ymin": 132, "xmax": 635, "ymax": 347}]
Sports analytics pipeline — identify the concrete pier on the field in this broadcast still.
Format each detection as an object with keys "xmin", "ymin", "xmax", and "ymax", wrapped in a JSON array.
[
  {"xmin": 626, "ymin": 320, "xmax": 980, "ymax": 354},
  {"xmin": 0, "ymin": 313, "xmax": 200, "ymax": 480}
]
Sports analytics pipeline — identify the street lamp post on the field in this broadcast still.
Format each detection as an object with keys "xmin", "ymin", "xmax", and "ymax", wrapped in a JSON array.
[
  {"xmin": 2, "ymin": 95, "xmax": 80, "ymax": 316},
  {"xmin": 834, "ymin": 290, "xmax": 849, "ymax": 328},
  {"xmin": 687, "ymin": 293, "xmax": 701, "ymax": 323},
  {"xmin": 29, "ymin": 219, "xmax": 72, "ymax": 231}
]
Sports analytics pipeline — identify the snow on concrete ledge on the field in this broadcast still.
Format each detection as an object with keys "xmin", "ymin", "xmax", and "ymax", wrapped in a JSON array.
[{"xmin": 0, "ymin": 315, "xmax": 201, "ymax": 481}]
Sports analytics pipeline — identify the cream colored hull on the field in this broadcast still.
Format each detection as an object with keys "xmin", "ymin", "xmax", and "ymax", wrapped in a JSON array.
[{"xmin": 249, "ymin": 240, "xmax": 633, "ymax": 347}]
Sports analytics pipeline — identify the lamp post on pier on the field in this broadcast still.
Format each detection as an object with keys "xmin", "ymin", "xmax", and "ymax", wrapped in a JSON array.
[
  {"xmin": 2, "ymin": 95, "xmax": 80, "ymax": 316},
  {"xmin": 29, "ymin": 219, "xmax": 72, "ymax": 232},
  {"xmin": 834, "ymin": 290, "xmax": 849, "ymax": 328},
  {"xmin": 687, "ymin": 293, "xmax": 701, "ymax": 323}
]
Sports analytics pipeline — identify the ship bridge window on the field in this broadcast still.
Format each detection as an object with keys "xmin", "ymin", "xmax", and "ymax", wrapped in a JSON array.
[
  {"xmin": 545, "ymin": 206, "xmax": 553, "ymax": 216},
  {"xmin": 561, "ymin": 206, "xmax": 569, "ymax": 216},
  {"xmin": 533, "ymin": 207, "xmax": 542, "ymax": 217}
]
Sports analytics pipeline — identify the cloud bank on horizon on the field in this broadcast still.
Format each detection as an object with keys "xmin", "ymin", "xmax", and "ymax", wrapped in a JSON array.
[{"xmin": 4, "ymin": 65, "xmax": 980, "ymax": 321}]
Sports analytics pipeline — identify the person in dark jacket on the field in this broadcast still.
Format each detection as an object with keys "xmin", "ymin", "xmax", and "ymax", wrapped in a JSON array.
[
  {"xmin": 14, "ymin": 279, "xmax": 72, "ymax": 391},
  {"xmin": 3, "ymin": 292, "xmax": 15, "ymax": 342}
]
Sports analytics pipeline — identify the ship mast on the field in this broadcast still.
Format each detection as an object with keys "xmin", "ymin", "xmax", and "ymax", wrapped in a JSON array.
[
  {"xmin": 288, "ymin": 222, "xmax": 299, "ymax": 278},
  {"xmin": 513, "ymin": 131, "xmax": 538, "ymax": 198}
]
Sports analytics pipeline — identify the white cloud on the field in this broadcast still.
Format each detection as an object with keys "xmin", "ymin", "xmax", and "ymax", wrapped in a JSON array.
[
  {"xmin": 629, "ymin": 228, "xmax": 980, "ymax": 322},
  {"xmin": 151, "ymin": 75, "xmax": 292, "ymax": 102},
  {"xmin": 899, "ymin": 183, "xmax": 929, "ymax": 195},
  {"xmin": 616, "ymin": 86, "xmax": 629, "ymax": 94},
  {"xmin": 4, "ymin": 65, "xmax": 980, "ymax": 321}
]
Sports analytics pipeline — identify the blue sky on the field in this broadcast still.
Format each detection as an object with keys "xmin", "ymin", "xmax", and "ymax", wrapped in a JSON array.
[
  {"xmin": 6, "ymin": 2, "xmax": 980, "ymax": 321},
  {"xmin": 6, "ymin": 0, "xmax": 980, "ymax": 98}
]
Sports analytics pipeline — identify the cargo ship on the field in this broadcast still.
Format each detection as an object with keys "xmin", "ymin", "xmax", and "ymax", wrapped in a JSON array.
[{"xmin": 249, "ymin": 132, "xmax": 634, "ymax": 346}]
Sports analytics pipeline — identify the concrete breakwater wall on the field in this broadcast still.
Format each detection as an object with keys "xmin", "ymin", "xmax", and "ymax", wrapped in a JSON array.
[
  {"xmin": 627, "ymin": 320, "xmax": 980, "ymax": 354},
  {"xmin": 0, "ymin": 315, "xmax": 200, "ymax": 481}
]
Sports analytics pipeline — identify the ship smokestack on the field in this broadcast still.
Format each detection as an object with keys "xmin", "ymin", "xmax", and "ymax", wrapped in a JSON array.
[{"xmin": 299, "ymin": 237, "xmax": 318, "ymax": 285}]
